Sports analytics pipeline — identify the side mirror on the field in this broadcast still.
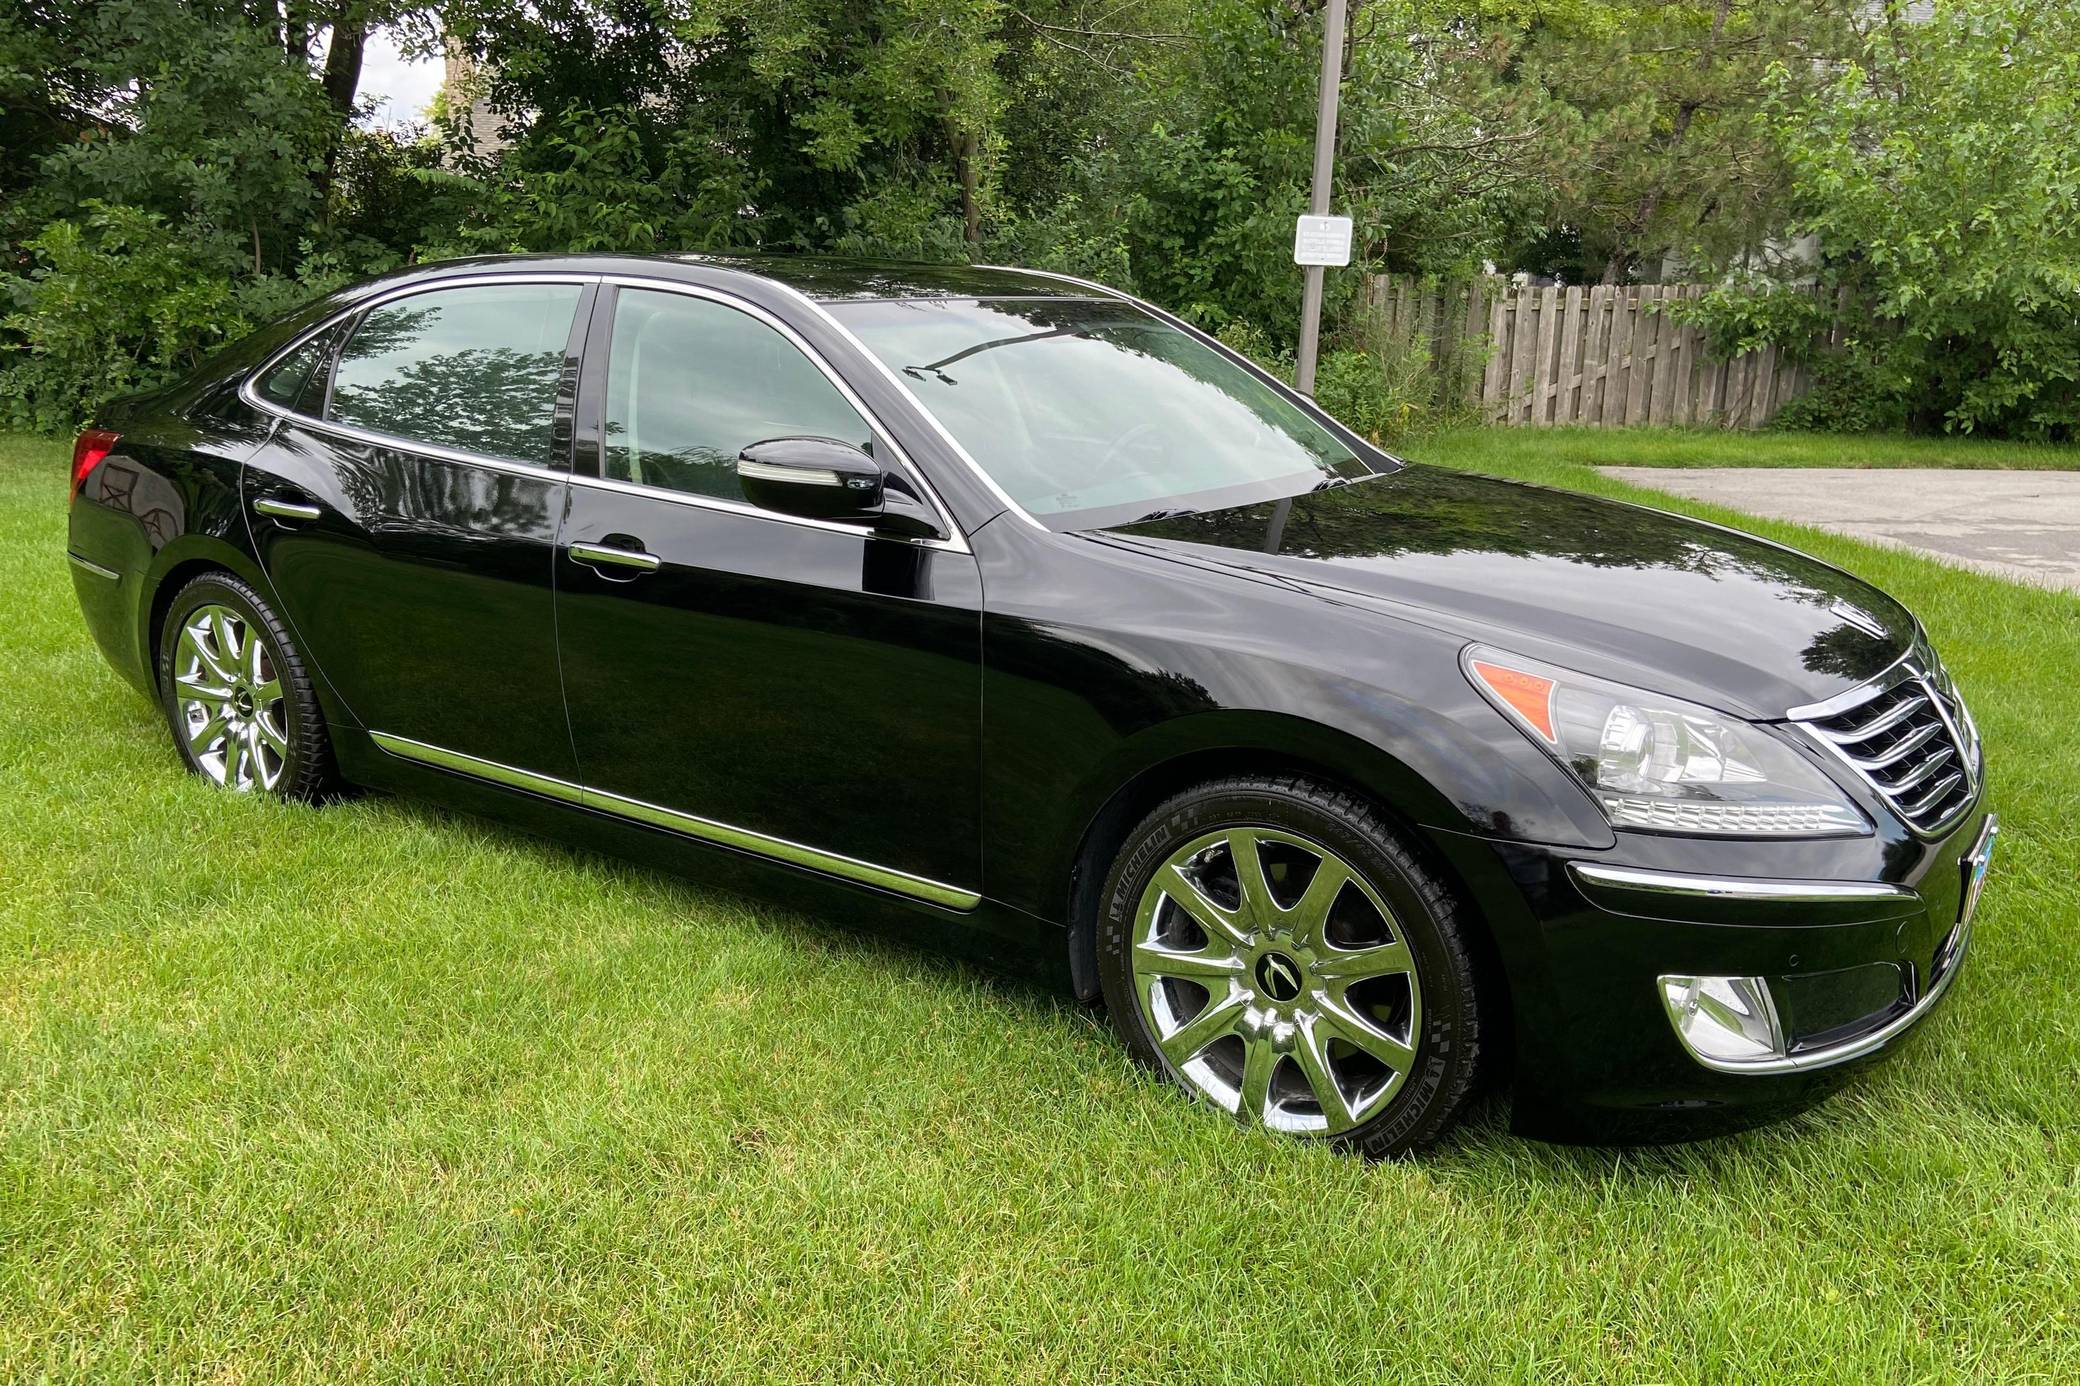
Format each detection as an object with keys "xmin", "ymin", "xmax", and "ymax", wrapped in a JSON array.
[{"xmin": 735, "ymin": 437, "xmax": 946, "ymax": 540}]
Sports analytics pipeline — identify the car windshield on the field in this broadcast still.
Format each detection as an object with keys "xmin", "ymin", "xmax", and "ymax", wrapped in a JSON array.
[{"xmin": 825, "ymin": 297, "xmax": 1380, "ymax": 529}]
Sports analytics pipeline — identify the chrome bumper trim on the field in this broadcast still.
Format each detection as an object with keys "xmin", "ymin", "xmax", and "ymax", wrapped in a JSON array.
[
  {"xmin": 67, "ymin": 552, "xmax": 120, "ymax": 581},
  {"xmin": 1656, "ymin": 814, "xmax": 1994, "ymax": 1075},
  {"xmin": 1570, "ymin": 862, "xmax": 1918, "ymax": 905}
]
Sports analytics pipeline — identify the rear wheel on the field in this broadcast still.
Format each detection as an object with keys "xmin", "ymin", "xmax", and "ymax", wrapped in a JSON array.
[
  {"xmin": 157, "ymin": 572, "xmax": 335, "ymax": 802},
  {"xmin": 1096, "ymin": 775, "xmax": 1483, "ymax": 1156}
]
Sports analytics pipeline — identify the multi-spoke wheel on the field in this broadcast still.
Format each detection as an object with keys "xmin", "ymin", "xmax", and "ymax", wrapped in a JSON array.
[
  {"xmin": 1097, "ymin": 776, "xmax": 1484, "ymax": 1155},
  {"xmin": 157, "ymin": 572, "xmax": 334, "ymax": 802},
  {"xmin": 171, "ymin": 604, "xmax": 289, "ymax": 791}
]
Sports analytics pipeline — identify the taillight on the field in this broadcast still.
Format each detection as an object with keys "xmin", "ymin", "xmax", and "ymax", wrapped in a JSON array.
[{"xmin": 70, "ymin": 428, "xmax": 119, "ymax": 503}]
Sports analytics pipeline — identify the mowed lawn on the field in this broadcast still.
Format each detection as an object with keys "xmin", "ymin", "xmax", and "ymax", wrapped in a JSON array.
[
  {"xmin": 4, "ymin": 428, "xmax": 2078, "ymax": 1381},
  {"xmin": 1419, "ymin": 423, "xmax": 2080, "ymax": 472}
]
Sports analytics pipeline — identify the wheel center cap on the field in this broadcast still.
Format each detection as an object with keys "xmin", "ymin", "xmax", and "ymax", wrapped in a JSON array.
[
  {"xmin": 1255, "ymin": 951, "xmax": 1304, "ymax": 1002},
  {"xmin": 232, "ymin": 688, "xmax": 255, "ymax": 716}
]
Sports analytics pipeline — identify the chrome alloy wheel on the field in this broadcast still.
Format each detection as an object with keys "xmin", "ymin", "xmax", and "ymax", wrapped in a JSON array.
[
  {"xmin": 1130, "ymin": 827, "xmax": 1423, "ymax": 1135},
  {"xmin": 171, "ymin": 604, "xmax": 288, "ymax": 792}
]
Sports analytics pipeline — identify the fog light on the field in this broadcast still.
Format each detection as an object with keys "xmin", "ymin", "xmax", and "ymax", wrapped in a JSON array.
[{"xmin": 1659, "ymin": 974, "xmax": 1786, "ymax": 1066}]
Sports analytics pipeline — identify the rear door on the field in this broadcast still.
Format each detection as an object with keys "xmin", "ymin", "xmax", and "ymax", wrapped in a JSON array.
[
  {"xmin": 242, "ymin": 275, "xmax": 592, "ymax": 778},
  {"xmin": 552, "ymin": 283, "xmax": 984, "ymax": 903}
]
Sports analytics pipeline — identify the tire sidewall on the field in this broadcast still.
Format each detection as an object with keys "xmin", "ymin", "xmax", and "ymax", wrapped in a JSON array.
[{"xmin": 1096, "ymin": 780, "xmax": 1478, "ymax": 1154}]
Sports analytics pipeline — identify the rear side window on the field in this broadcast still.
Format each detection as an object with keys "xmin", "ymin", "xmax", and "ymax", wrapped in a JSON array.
[
  {"xmin": 602, "ymin": 288, "xmax": 870, "ymax": 500},
  {"xmin": 328, "ymin": 283, "xmax": 584, "ymax": 463}
]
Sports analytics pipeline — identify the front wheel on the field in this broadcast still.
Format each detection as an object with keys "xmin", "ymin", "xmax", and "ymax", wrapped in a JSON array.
[{"xmin": 1096, "ymin": 776, "xmax": 1484, "ymax": 1156}]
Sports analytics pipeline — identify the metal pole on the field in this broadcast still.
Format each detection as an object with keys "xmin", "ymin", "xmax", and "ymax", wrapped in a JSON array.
[{"xmin": 1292, "ymin": 0, "xmax": 1349, "ymax": 398}]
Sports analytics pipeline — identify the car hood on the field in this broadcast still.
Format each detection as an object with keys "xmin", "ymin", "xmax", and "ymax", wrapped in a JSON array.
[{"xmin": 1097, "ymin": 464, "xmax": 1916, "ymax": 718}]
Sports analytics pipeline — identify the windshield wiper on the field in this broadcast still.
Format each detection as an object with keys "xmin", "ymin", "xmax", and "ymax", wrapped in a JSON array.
[{"xmin": 901, "ymin": 325, "xmax": 1084, "ymax": 385}]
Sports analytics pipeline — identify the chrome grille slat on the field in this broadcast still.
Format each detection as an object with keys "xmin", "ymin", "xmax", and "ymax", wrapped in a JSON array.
[
  {"xmin": 1879, "ymin": 744, "xmax": 1953, "ymax": 793},
  {"xmin": 1848, "ymin": 721, "xmax": 1942, "ymax": 770},
  {"xmin": 1815, "ymin": 692, "xmax": 1930, "ymax": 743},
  {"xmin": 1793, "ymin": 646, "xmax": 1980, "ymax": 837},
  {"xmin": 1899, "ymin": 771, "xmax": 1965, "ymax": 818}
]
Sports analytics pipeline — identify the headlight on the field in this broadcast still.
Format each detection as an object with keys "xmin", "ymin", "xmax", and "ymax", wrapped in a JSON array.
[{"xmin": 1464, "ymin": 646, "xmax": 1869, "ymax": 837}]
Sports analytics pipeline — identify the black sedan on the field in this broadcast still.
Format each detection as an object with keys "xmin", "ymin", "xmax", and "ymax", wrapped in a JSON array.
[{"xmin": 66, "ymin": 254, "xmax": 1995, "ymax": 1153}]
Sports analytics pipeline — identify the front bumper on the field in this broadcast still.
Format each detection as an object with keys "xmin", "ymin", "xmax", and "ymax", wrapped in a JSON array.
[
  {"xmin": 1438, "ymin": 806, "xmax": 1996, "ymax": 1144},
  {"xmin": 1643, "ymin": 812, "xmax": 1991, "ymax": 1074}
]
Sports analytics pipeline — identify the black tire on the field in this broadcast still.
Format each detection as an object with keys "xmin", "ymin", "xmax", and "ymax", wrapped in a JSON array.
[
  {"xmin": 157, "ymin": 571, "xmax": 336, "ymax": 803},
  {"xmin": 1095, "ymin": 774, "xmax": 1484, "ymax": 1157}
]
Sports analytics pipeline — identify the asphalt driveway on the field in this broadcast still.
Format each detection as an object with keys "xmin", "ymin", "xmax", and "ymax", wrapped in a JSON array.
[{"xmin": 1601, "ymin": 466, "xmax": 2080, "ymax": 594}]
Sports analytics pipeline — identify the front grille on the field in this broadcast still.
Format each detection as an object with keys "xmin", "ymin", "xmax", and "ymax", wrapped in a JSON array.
[{"xmin": 1795, "ymin": 650, "xmax": 1980, "ymax": 836}]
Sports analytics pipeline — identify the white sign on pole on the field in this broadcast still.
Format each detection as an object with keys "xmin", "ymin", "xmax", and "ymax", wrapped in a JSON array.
[{"xmin": 1293, "ymin": 214, "xmax": 1353, "ymax": 267}]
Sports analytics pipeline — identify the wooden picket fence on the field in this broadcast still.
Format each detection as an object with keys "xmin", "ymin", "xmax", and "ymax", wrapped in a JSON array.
[{"xmin": 1363, "ymin": 276, "xmax": 1822, "ymax": 428}]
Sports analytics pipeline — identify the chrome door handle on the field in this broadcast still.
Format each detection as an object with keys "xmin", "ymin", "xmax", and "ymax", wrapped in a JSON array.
[
  {"xmin": 253, "ymin": 497, "xmax": 321, "ymax": 523},
  {"xmin": 567, "ymin": 541, "xmax": 662, "ymax": 573}
]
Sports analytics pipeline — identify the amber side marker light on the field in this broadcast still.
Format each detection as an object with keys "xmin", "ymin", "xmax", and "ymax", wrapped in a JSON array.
[{"xmin": 1468, "ymin": 658, "xmax": 1558, "ymax": 743}]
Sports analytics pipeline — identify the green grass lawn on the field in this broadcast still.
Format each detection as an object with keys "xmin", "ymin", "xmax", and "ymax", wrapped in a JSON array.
[
  {"xmin": 4, "ymin": 429, "xmax": 2078, "ymax": 1380},
  {"xmin": 1415, "ymin": 424, "xmax": 2080, "ymax": 472}
]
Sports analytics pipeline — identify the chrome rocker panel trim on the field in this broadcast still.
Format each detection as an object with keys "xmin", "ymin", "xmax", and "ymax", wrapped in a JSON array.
[{"xmin": 368, "ymin": 731, "xmax": 982, "ymax": 911}]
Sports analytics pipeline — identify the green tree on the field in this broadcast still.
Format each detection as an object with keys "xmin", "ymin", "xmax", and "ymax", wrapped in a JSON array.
[
  {"xmin": 1777, "ymin": 0, "xmax": 2080, "ymax": 436},
  {"xmin": 1501, "ymin": 0, "xmax": 1846, "ymax": 283}
]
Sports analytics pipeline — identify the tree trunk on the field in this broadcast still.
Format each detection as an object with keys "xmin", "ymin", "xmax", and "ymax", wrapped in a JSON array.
[
  {"xmin": 956, "ymin": 129, "xmax": 981, "ymax": 245},
  {"xmin": 321, "ymin": 5, "xmax": 367, "ymax": 118}
]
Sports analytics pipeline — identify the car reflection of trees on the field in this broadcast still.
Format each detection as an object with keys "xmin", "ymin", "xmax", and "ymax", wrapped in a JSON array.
[
  {"xmin": 87, "ymin": 460, "xmax": 182, "ymax": 549},
  {"xmin": 1141, "ymin": 467, "xmax": 1853, "ymax": 590},
  {"xmin": 882, "ymin": 297, "xmax": 1367, "ymax": 479},
  {"xmin": 334, "ymin": 344, "xmax": 566, "ymax": 465},
  {"xmin": 1129, "ymin": 467, "xmax": 1906, "ymax": 680}
]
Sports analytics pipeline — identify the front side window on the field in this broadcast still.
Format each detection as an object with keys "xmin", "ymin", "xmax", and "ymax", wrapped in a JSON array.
[
  {"xmin": 328, "ymin": 283, "xmax": 584, "ymax": 463},
  {"xmin": 602, "ymin": 288, "xmax": 870, "ymax": 500},
  {"xmin": 826, "ymin": 298, "xmax": 1378, "ymax": 529}
]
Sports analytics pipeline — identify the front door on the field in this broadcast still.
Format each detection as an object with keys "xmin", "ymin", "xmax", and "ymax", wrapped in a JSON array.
[
  {"xmin": 242, "ymin": 277, "xmax": 591, "ymax": 776},
  {"xmin": 553, "ymin": 284, "xmax": 983, "ymax": 903}
]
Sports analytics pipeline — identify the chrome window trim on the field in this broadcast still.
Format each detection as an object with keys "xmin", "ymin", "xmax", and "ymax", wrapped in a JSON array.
[
  {"xmin": 237, "ymin": 269, "xmax": 971, "ymax": 553},
  {"xmin": 590, "ymin": 272, "xmax": 971, "ymax": 553},
  {"xmin": 564, "ymin": 470, "xmax": 965, "ymax": 550},
  {"xmin": 238, "ymin": 272, "xmax": 599, "ymax": 479},
  {"xmin": 67, "ymin": 552, "xmax": 121, "ymax": 581},
  {"xmin": 1569, "ymin": 862, "xmax": 1919, "ymax": 905},
  {"xmin": 368, "ymin": 731, "xmax": 982, "ymax": 911}
]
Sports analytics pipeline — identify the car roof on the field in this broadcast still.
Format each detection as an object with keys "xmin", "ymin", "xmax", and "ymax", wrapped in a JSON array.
[
  {"xmin": 669, "ymin": 254, "xmax": 1110, "ymax": 303},
  {"xmin": 347, "ymin": 253, "xmax": 1118, "ymax": 306}
]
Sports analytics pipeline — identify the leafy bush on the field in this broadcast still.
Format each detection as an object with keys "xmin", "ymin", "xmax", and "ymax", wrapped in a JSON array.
[
  {"xmin": 0, "ymin": 204, "xmax": 250, "ymax": 432},
  {"xmin": 1657, "ymin": 278, "xmax": 1833, "ymax": 362},
  {"xmin": 1772, "ymin": 346, "xmax": 1908, "ymax": 435},
  {"xmin": 1217, "ymin": 311, "xmax": 1482, "ymax": 444},
  {"xmin": 0, "ymin": 202, "xmax": 363, "ymax": 433},
  {"xmin": 1729, "ymin": 0, "xmax": 2080, "ymax": 437}
]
